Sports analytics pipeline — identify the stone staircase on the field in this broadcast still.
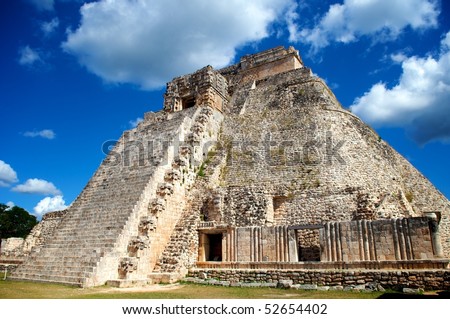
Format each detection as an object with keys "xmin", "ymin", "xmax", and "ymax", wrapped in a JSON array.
[
  {"xmin": 106, "ymin": 106, "xmax": 223, "ymax": 286},
  {"xmin": 10, "ymin": 107, "xmax": 201, "ymax": 287},
  {"xmin": 153, "ymin": 205, "xmax": 201, "ymax": 274},
  {"xmin": 153, "ymin": 136, "xmax": 227, "ymax": 277}
]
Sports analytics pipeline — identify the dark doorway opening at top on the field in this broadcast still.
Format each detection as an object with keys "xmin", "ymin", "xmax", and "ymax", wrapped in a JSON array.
[{"xmin": 182, "ymin": 96, "xmax": 196, "ymax": 109}]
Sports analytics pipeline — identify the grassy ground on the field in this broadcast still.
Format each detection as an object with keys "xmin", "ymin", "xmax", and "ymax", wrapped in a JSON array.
[
  {"xmin": 1, "ymin": 278, "xmax": 448, "ymax": 299},
  {"xmin": 0, "ymin": 280, "xmax": 389, "ymax": 299}
]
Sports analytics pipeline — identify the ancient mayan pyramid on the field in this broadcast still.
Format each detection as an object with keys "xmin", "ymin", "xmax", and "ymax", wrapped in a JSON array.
[{"xmin": 11, "ymin": 47, "xmax": 450, "ymax": 288}]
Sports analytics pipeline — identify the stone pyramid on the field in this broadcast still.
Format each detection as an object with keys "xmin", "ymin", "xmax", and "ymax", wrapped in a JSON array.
[{"xmin": 11, "ymin": 46, "xmax": 449, "ymax": 287}]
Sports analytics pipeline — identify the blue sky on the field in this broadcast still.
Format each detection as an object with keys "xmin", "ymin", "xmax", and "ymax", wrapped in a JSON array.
[{"xmin": 0, "ymin": 0, "xmax": 449, "ymax": 219}]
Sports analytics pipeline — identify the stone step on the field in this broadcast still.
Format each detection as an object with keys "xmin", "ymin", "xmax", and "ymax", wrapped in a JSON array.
[
  {"xmin": 17, "ymin": 262, "xmax": 97, "ymax": 273},
  {"xmin": 23, "ymin": 250, "xmax": 104, "ymax": 260},
  {"xmin": 13, "ymin": 267, "xmax": 95, "ymax": 278},
  {"xmin": 45, "ymin": 239, "xmax": 117, "ymax": 247},
  {"xmin": 59, "ymin": 213, "xmax": 134, "ymax": 221},
  {"xmin": 47, "ymin": 237, "xmax": 120, "ymax": 244},
  {"xmin": 9, "ymin": 273, "xmax": 86, "ymax": 286},
  {"xmin": 52, "ymin": 227, "xmax": 125, "ymax": 234},
  {"xmin": 28, "ymin": 249, "xmax": 104, "ymax": 256},
  {"xmin": 17, "ymin": 263, "xmax": 96, "ymax": 272},
  {"xmin": 20, "ymin": 259, "xmax": 99, "ymax": 268},
  {"xmin": 57, "ymin": 223, "xmax": 124, "ymax": 232}
]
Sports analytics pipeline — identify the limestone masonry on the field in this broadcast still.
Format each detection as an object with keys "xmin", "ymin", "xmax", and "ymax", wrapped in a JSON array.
[{"xmin": 7, "ymin": 46, "xmax": 450, "ymax": 289}]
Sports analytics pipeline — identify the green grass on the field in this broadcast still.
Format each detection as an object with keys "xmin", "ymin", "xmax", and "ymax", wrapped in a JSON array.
[{"xmin": 0, "ymin": 280, "xmax": 388, "ymax": 299}]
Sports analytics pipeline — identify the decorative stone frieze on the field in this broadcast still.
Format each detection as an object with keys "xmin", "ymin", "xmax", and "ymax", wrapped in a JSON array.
[
  {"xmin": 157, "ymin": 182, "xmax": 174, "ymax": 197},
  {"xmin": 138, "ymin": 216, "xmax": 157, "ymax": 235},
  {"xmin": 149, "ymin": 197, "xmax": 166, "ymax": 216}
]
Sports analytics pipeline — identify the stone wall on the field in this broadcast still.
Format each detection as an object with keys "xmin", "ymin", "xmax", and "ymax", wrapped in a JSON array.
[
  {"xmin": 204, "ymin": 58, "xmax": 450, "ymax": 258},
  {"xmin": 155, "ymin": 48, "xmax": 450, "ymax": 275},
  {"xmin": 0, "ymin": 238, "xmax": 24, "ymax": 258},
  {"xmin": 21, "ymin": 210, "xmax": 67, "ymax": 256},
  {"xmin": 188, "ymin": 268, "xmax": 450, "ymax": 291},
  {"xmin": 201, "ymin": 226, "xmax": 298, "ymax": 262},
  {"xmin": 164, "ymin": 66, "xmax": 229, "ymax": 112},
  {"xmin": 219, "ymin": 46, "xmax": 303, "ymax": 92},
  {"xmin": 320, "ymin": 217, "xmax": 436, "ymax": 262},
  {"xmin": 194, "ymin": 217, "xmax": 436, "ymax": 268},
  {"xmin": 0, "ymin": 264, "xmax": 19, "ymax": 273}
]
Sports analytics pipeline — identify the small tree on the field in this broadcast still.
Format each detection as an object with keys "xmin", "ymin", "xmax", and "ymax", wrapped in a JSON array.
[{"xmin": 0, "ymin": 203, "xmax": 37, "ymax": 239}]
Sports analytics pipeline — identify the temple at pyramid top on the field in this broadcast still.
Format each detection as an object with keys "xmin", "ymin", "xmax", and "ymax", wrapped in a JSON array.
[{"xmin": 163, "ymin": 46, "xmax": 303, "ymax": 113}]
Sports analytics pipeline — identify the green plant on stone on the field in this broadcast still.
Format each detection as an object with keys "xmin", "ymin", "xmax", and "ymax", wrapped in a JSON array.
[
  {"xmin": 405, "ymin": 191, "xmax": 414, "ymax": 203},
  {"xmin": 197, "ymin": 162, "xmax": 206, "ymax": 177}
]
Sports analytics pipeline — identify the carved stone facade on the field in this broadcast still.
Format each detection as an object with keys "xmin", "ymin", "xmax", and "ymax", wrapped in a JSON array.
[
  {"xmin": 10, "ymin": 46, "xmax": 450, "ymax": 288},
  {"xmin": 164, "ymin": 66, "xmax": 229, "ymax": 113}
]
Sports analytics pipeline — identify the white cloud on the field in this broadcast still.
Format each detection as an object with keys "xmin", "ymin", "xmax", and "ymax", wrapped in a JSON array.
[
  {"xmin": 12, "ymin": 178, "xmax": 62, "ymax": 196},
  {"xmin": 289, "ymin": 0, "xmax": 439, "ymax": 51},
  {"xmin": 62, "ymin": 0, "xmax": 294, "ymax": 89},
  {"xmin": 28, "ymin": 0, "xmax": 54, "ymax": 11},
  {"xmin": 41, "ymin": 18, "xmax": 59, "ymax": 37},
  {"xmin": 23, "ymin": 129, "xmax": 55, "ymax": 139},
  {"xmin": 18, "ymin": 46, "xmax": 43, "ymax": 66},
  {"xmin": 442, "ymin": 32, "xmax": 450, "ymax": 50},
  {"xmin": 351, "ymin": 31, "xmax": 450, "ymax": 144},
  {"xmin": 6, "ymin": 201, "xmax": 15, "ymax": 209},
  {"xmin": 33, "ymin": 195, "xmax": 67, "ymax": 218},
  {"xmin": 129, "ymin": 117, "xmax": 143, "ymax": 128},
  {"xmin": 390, "ymin": 52, "xmax": 408, "ymax": 64},
  {"xmin": 0, "ymin": 160, "xmax": 18, "ymax": 187}
]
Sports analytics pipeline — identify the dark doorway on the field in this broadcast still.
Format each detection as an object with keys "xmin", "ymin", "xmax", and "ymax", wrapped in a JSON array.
[
  {"xmin": 297, "ymin": 229, "xmax": 321, "ymax": 261},
  {"xmin": 207, "ymin": 234, "xmax": 222, "ymax": 261},
  {"xmin": 182, "ymin": 96, "xmax": 196, "ymax": 109}
]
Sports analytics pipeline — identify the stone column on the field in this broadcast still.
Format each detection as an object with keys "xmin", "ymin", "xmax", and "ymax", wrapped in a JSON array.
[
  {"xmin": 319, "ymin": 227, "xmax": 328, "ymax": 262},
  {"xmin": 425, "ymin": 212, "xmax": 444, "ymax": 258}
]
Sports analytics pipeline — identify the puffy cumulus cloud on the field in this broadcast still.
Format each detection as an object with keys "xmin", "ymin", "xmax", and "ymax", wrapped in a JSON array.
[
  {"xmin": 28, "ymin": 0, "xmax": 54, "ymax": 11},
  {"xmin": 23, "ymin": 129, "xmax": 55, "ymax": 139},
  {"xmin": 12, "ymin": 178, "xmax": 62, "ymax": 196},
  {"xmin": 18, "ymin": 46, "xmax": 43, "ymax": 66},
  {"xmin": 0, "ymin": 160, "xmax": 18, "ymax": 187},
  {"xmin": 41, "ymin": 18, "xmax": 59, "ymax": 37},
  {"xmin": 351, "ymin": 31, "xmax": 450, "ymax": 144},
  {"xmin": 289, "ymin": 0, "xmax": 439, "ymax": 51},
  {"xmin": 34, "ymin": 195, "xmax": 67, "ymax": 218},
  {"xmin": 62, "ymin": 0, "xmax": 294, "ymax": 89}
]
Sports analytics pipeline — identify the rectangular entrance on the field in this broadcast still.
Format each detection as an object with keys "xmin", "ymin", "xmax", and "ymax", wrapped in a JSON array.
[
  {"xmin": 182, "ymin": 96, "xmax": 196, "ymax": 109},
  {"xmin": 198, "ymin": 232, "xmax": 223, "ymax": 262},
  {"xmin": 207, "ymin": 234, "xmax": 222, "ymax": 261}
]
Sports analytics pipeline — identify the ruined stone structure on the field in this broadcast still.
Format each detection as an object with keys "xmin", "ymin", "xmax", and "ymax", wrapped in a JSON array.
[{"xmin": 10, "ymin": 46, "xmax": 450, "ymax": 289}]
